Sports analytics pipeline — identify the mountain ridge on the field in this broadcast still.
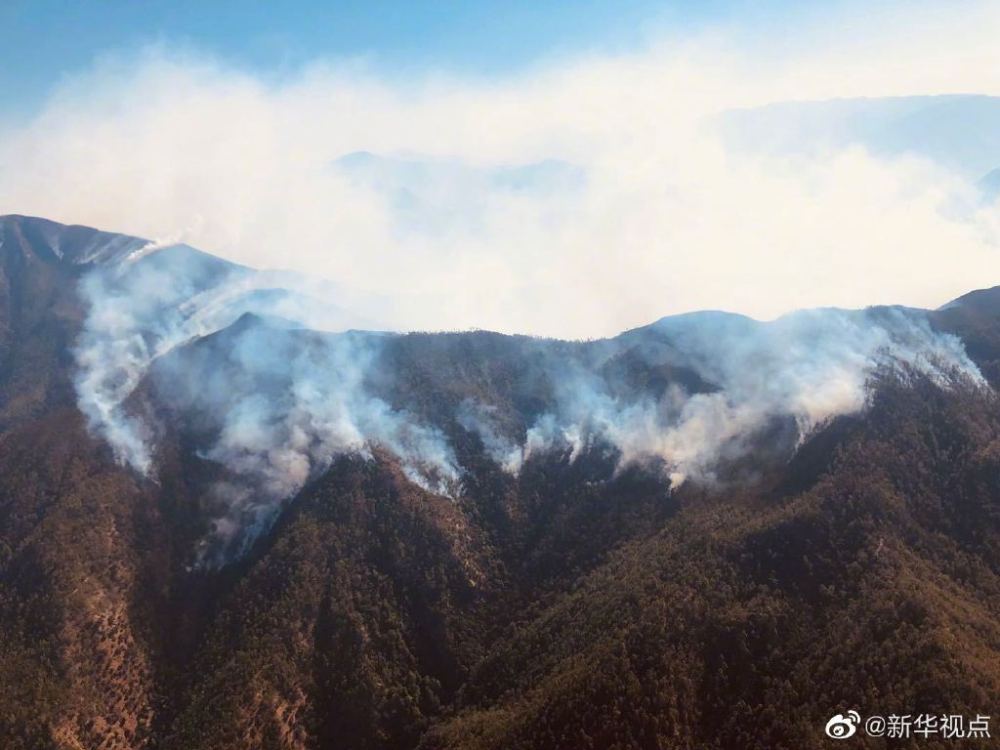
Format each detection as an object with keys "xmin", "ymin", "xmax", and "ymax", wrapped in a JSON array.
[
  {"xmin": 2, "ymin": 215, "xmax": 1000, "ymax": 749},
  {"xmin": 3, "ymin": 213, "xmax": 997, "ymax": 337}
]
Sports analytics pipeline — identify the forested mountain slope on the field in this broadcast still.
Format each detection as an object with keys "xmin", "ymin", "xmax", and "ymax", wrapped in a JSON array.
[{"xmin": 1, "ymin": 215, "xmax": 999, "ymax": 750}]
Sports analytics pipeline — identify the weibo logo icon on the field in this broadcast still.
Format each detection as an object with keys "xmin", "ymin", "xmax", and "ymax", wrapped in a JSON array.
[{"xmin": 825, "ymin": 711, "xmax": 861, "ymax": 739}]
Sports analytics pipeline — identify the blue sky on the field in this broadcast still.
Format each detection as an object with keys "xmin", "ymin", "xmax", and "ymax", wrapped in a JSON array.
[{"xmin": 2, "ymin": 1, "xmax": 793, "ymax": 107}]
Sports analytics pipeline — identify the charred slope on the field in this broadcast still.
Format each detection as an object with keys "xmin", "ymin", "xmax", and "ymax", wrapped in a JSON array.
[{"xmin": 0, "ymin": 215, "xmax": 94, "ymax": 427}]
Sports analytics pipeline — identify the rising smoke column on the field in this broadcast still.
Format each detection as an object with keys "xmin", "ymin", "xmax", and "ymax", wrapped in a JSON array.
[
  {"xmin": 73, "ymin": 242, "xmax": 463, "ymax": 562},
  {"xmin": 74, "ymin": 243, "xmax": 253, "ymax": 474},
  {"xmin": 512, "ymin": 306, "xmax": 984, "ymax": 486},
  {"xmin": 73, "ymin": 239, "xmax": 985, "ymax": 564}
]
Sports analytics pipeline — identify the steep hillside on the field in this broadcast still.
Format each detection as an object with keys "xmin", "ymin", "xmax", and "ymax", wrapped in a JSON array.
[
  {"xmin": 424, "ymin": 374, "xmax": 1000, "ymax": 749},
  {"xmin": 2, "ymin": 215, "xmax": 1000, "ymax": 749},
  {"xmin": 0, "ymin": 217, "xmax": 166, "ymax": 749}
]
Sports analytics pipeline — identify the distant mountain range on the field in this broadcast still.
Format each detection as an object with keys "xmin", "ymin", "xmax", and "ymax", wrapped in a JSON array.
[
  {"xmin": 2, "ymin": 214, "xmax": 1000, "ymax": 749},
  {"xmin": 718, "ymin": 94, "xmax": 1000, "ymax": 183}
]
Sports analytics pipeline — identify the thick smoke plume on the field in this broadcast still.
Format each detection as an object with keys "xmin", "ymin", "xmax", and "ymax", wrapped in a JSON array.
[
  {"xmin": 74, "ymin": 243, "xmax": 462, "ymax": 561},
  {"xmin": 512, "ymin": 308, "xmax": 982, "ymax": 487},
  {"xmin": 74, "ymin": 243, "xmax": 983, "ymax": 564}
]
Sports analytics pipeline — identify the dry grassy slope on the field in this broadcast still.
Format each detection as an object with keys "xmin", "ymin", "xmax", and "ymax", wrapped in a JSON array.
[{"xmin": 0, "ymin": 417, "xmax": 155, "ymax": 750}]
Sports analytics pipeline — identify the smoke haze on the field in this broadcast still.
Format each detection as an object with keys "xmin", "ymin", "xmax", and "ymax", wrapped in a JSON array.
[
  {"xmin": 7, "ymin": 0, "xmax": 1000, "ymax": 561},
  {"xmin": 3, "ymin": 1, "xmax": 1000, "ymax": 337},
  {"xmin": 72, "ymin": 240, "xmax": 984, "ymax": 562}
]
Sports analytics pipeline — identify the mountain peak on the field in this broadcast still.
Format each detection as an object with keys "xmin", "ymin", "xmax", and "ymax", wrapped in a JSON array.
[
  {"xmin": 938, "ymin": 284, "xmax": 1000, "ymax": 314},
  {"xmin": 0, "ymin": 214, "xmax": 149, "ymax": 267}
]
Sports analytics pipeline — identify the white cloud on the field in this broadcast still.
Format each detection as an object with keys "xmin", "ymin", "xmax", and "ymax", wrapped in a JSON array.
[{"xmin": 2, "ymin": 1, "xmax": 1000, "ymax": 337}]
